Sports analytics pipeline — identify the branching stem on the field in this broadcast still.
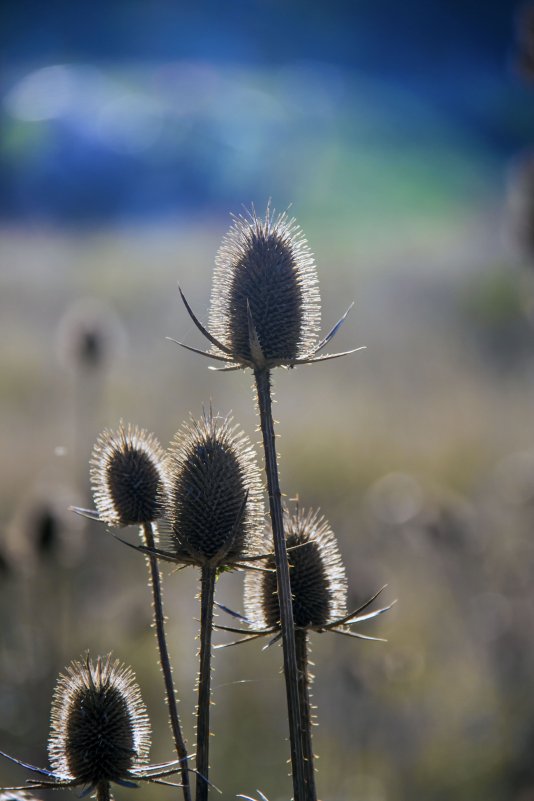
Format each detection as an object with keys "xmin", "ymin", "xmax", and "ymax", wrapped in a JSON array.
[{"xmin": 142, "ymin": 522, "xmax": 192, "ymax": 801}]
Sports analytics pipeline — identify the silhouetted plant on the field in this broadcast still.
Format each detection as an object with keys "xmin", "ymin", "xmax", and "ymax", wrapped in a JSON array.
[
  {"xmin": 79, "ymin": 423, "xmax": 192, "ymax": 801},
  {"xmin": 0, "ymin": 655, "xmax": 187, "ymax": 801},
  {"xmin": 157, "ymin": 410, "xmax": 264, "ymax": 801},
  {"xmin": 218, "ymin": 507, "xmax": 393, "ymax": 796},
  {"xmin": 175, "ymin": 206, "xmax": 363, "ymax": 801}
]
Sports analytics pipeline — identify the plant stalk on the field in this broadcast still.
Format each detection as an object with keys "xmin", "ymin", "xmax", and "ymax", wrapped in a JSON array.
[
  {"xmin": 195, "ymin": 565, "xmax": 217, "ymax": 801},
  {"xmin": 254, "ymin": 367, "xmax": 307, "ymax": 801},
  {"xmin": 96, "ymin": 781, "xmax": 111, "ymax": 801},
  {"xmin": 142, "ymin": 522, "xmax": 192, "ymax": 801},
  {"xmin": 295, "ymin": 628, "xmax": 317, "ymax": 798}
]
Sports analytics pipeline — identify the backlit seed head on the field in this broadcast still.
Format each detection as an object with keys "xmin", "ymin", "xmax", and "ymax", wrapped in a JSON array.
[
  {"xmin": 164, "ymin": 412, "xmax": 264, "ymax": 567},
  {"xmin": 91, "ymin": 423, "xmax": 169, "ymax": 527},
  {"xmin": 245, "ymin": 508, "xmax": 347, "ymax": 629},
  {"xmin": 48, "ymin": 655, "xmax": 151, "ymax": 786},
  {"xmin": 209, "ymin": 207, "xmax": 321, "ymax": 367}
]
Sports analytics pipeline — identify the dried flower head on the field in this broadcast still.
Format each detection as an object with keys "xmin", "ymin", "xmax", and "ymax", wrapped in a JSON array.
[
  {"xmin": 0, "ymin": 655, "xmax": 186, "ymax": 794},
  {"xmin": 162, "ymin": 411, "xmax": 264, "ymax": 569},
  {"xmin": 56, "ymin": 298, "xmax": 124, "ymax": 373},
  {"xmin": 173, "ymin": 207, "xmax": 361, "ymax": 371},
  {"xmin": 209, "ymin": 207, "xmax": 321, "ymax": 367},
  {"xmin": 49, "ymin": 655, "xmax": 150, "ymax": 786},
  {"xmin": 245, "ymin": 508, "xmax": 347, "ymax": 630},
  {"xmin": 8, "ymin": 486, "xmax": 86, "ymax": 574},
  {"xmin": 216, "ymin": 507, "xmax": 393, "ymax": 647},
  {"xmin": 91, "ymin": 424, "xmax": 169, "ymax": 527}
]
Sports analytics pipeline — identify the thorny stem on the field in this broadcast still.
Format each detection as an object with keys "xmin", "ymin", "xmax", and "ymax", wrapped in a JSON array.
[
  {"xmin": 96, "ymin": 781, "xmax": 112, "ymax": 801},
  {"xmin": 254, "ymin": 367, "xmax": 308, "ymax": 801},
  {"xmin": 196, "ymin": 566, "xmax": 217, "ymax": 801},
  {"xmin": 295, "ymin": 629, "xmax": 317, "ymax": 799},
  {"xmin": 142, "ymin": 522, "xmax": 192, "ymax": 801}
]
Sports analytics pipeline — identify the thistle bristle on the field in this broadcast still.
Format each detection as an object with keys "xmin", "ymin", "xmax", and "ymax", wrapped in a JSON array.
[
  {"xmin": 164, "ymin": 411, "xmax": 264, "ymax": 567},
  {"xmin": 209, "ymin": 207, "xmax": 321, "ymax": 367},
  {"xmin": 245, "ymin": 508, "xmax": 347, "ymax": 629},
  {"xmin": 48, "ymin": 655, "xmax": 151, "ymax": 786},
  {"xmin": 91, "ymin": 423, "xmax": 169, "ymax": 527}
]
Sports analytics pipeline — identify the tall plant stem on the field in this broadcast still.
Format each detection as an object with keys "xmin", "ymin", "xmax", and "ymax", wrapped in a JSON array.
[
  {"xmin": 196, "ymin": 565, "xmax": 216, "ymax": 801},
  {"xmin": 96, "ymin": 781, "xmax": 111, "ymax": 801},
  {"xmin": 142, "ymin": 522, "xmax": 192, "ymax": 801},
  {"xmin": 295, "ymin": 629, "xmax": 317, "ymax": 798},
  {"xmin": 254, "ymin": 367, "xmax": 307, "ymax": 801}
]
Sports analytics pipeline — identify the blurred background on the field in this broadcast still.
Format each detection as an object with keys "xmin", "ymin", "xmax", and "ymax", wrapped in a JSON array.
[{"xmin": 1, "ymin": 1, "xmax": 534, "ymax": 799}]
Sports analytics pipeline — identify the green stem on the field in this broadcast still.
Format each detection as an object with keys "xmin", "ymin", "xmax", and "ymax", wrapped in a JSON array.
[
  {"xmin": 142, "ymin": 522, "xmax": 192, "ymax": 801},
  {"xmin": 254, "ymin": 367, "xmax": 307, "ymax": 801},
  {"xmin": 295, "ymin": 628, "xmax": 317, "ymax": 798},
  {"xmin": 195, "ymin": 566, "xmax": 217, "ymax": 801}
]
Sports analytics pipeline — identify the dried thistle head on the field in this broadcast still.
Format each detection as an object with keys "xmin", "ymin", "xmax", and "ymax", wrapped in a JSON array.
[
  {"xmin": 245, "ymin": 508, "xmax": 347, "ymax": 630},
  {"xmin": 91, "ymin": 423, "xmax": 169, "ymax": 527},
  {"xmin": 163, "ymin": 411, "xmax": 264, "ymax": 568},
  {"xmin": 56, "ymin": 298, "xmax": 124, "ymax": 373},
  {"xmin": 175, "ymin": 206, "xmax": 361, "ymax": 371},
  {"xmin": 0, "ymin": 657, "xmax": 186, "ymax": 793},
  {"xmin": 208, "ymin": 207, "xmax": 321, "ymax": 368},
  {"xmin": 48, "ymin": 655, "xmax": 151, "ymax": 786},
  {"xmin": 7, "ymin": 485, "xmax": 86, "ymax": 574}
]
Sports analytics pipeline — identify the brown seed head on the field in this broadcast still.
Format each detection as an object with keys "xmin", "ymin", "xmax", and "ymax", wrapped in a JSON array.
[
  {"xmin": 164, "ymin": 411, "xmax": 264, "ymax": 567},
  {"xmin": 91, "ymin": 424, "xmax": 169, "ymax": 527},
  {"xmin": 48, "ymin": 655, "xmax": 151, "ymax": 786},
  {"xmin": 209, "ymin": 207, "xmax": 321, "ymax": 368},
  {"xmin": 245, "ymin": 508, "xmax": 347, "ymax": 629}
]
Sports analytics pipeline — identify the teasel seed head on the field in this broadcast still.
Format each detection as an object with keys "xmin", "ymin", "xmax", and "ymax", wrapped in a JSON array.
[
  {"xmin": 245, "ymin": 508, "xmax": 347, "ymax": 630},
  {"xmin": 208, "ymin": 207, "xmax": 321, "ymax": 368},
  {"xmin": 56, "ymin": 298, "xmax": 124, "ymax": 373},
  {"xmin": 91, "ymin": 423, "xmax": 170, "ymax": 527},
  {"xmin": 48, "ymin": 655, "xmax": 151, "ymax": 787},
  {"xmin": 163, "ymin": 411, "xmax": 264, "ymax": 568}
]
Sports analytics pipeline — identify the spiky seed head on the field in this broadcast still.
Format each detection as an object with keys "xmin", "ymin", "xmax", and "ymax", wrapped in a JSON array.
[
  {"xmin": 245, "ymin": 508, "xmax": 347, "ymax": 629},
  {"xmin": 164, "ymin": 412, "xmax": 264, "ymax": 567},
  {"xmin": 209, "ymin": 207, "xmax": 321, "ymax": 367},
  {"xmin": 48, "ymin": 655, "xmax": 151, "ymax": 786},
  {"xmin": 91, "ymin": 423, "xmax": 170, "ymax": 527}
]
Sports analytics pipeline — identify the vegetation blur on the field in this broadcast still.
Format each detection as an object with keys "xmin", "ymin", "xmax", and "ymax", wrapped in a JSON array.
[{"xmin": 1, "ymin": 1, "xmax": 534, "ymax": 799}]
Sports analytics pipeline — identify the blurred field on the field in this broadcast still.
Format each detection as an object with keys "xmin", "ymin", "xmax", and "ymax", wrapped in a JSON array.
[{"xmin": 1, "ymin": 197, "xmax": 534, "ymax": 801}]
